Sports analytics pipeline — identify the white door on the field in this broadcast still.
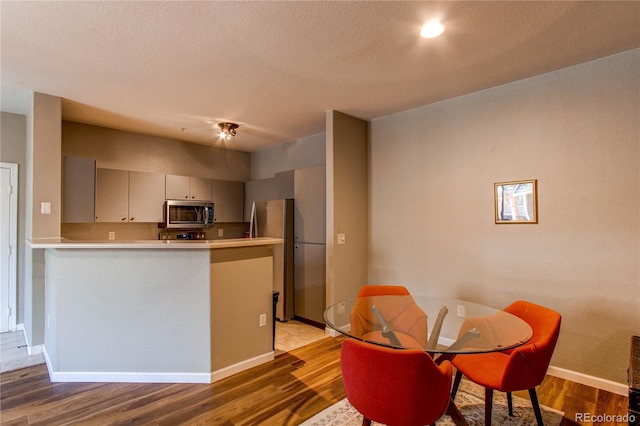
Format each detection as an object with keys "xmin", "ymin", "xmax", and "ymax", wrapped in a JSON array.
[{"xmin": 1, "ymin": 163, "xmax": 18, "ymax": 332}]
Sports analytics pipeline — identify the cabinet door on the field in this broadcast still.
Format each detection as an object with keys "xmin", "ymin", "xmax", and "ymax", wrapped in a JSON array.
[
  {"xmin": 62, "ymin": 156, "xmax": 95, "ymax": 223},
  {"xmin": 165, "ymin": 175, "xmax": 190, "ymax": 200},
  {"xmin": 275, "ymin": 170, "xmax": 294, "ymax": 199},
  {"xmin": 129, "ymin": 171, "xmax": 165, "ymax": 222},
  {"xmin": 212, "ymin": 180, "xmax": 244, "ymax": 222},
  {"xmin": 189, "ymin": 177, "xmax": 212, "ymax": 201},
  {"xmin": 95, "ymin": 168, "xmax": 129, "ymax": 222},
  {"xmin": 294, "ymin": 165, "xmax": 326, "ymax": 243},
  {"xmin": 294, "ymin": 243, "xmax": 326, "ymax": 324}
]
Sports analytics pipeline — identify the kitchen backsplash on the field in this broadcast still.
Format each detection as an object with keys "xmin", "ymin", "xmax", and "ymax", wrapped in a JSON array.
[{"xmin": 61, "ymin": 222, "xmax": 249, "ymax": 241}]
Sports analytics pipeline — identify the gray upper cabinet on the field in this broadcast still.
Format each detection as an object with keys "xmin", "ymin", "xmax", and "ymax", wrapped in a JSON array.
[
  {"xmin": 95, "ymin": 168, "xmax": 129, "ymax": 222},
  {"xmin": 243, "ymin": 178, "xmax": 276, "ymax": 221},
  {"xmin": 95, "ymin": 168, "xmax": 165, "ymax": 223},
  {"xmin": 62, "ymin": 156, "xmax": 96, "ymax": 223},
  {"xmin": 166, "ymin": 175, "xmax": 212, "ymax": 201},
  {"xmin": 129, "ymin": 171, "xmax": 165, "ymax": 222},
  {"xmin": 275, "ymin": 170, "xmax": 294, "ymax": 199},
  {"xmin": 212, "ymin": 180, "xmax": 244, "ymax": 222}
]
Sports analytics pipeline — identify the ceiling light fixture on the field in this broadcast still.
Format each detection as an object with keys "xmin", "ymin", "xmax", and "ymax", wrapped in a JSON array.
[
  {"xmin": 420, "ymin": 20, "xmax": 444, "ymax": 39},
  {"xmin": 218, "ymin": 122, "xmax": 239, "ymax": 140}
]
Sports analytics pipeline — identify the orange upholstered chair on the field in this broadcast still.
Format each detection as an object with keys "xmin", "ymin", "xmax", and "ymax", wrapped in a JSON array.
[
  {"xmin": 341, "ymin": 338, "xmax": 452, "ymax": 426},
  {"xmin": 451, "ymin": 300, "xmax": 561, "ymax": 425},
  {"xmin": 357, "ymin": 285, "xmax": 411, "ymax": 297},
  {"xmin": 350, "ymin": 285, "xmax": 428, "ymax": 349}
]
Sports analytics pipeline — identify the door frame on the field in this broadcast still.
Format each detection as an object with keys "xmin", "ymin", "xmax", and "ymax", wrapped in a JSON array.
[{"xmin": 1, "ymin": 162, "xmax": 18, "ymax": 332}]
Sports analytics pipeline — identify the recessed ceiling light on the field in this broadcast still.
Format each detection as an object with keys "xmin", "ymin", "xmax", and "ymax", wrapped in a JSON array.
[{"xmin": 420, "ymin": 20, "xmax": 444, "ymax": 39}]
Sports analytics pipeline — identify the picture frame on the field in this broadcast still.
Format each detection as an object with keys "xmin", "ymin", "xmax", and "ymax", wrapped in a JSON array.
[{"xmin": 494, "ymin": 179, "xmax": 538, "ymax": 224}]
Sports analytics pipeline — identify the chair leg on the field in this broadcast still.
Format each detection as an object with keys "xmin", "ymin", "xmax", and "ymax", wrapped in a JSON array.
[
  {"xmin": 528, "ymin": 388, "xmax": 544, "ymax": 426},
  {"xmin": 362, "ymin": 417, "xmax": 372, "ymax": 426},
  {"xmin": 451, "ymin": 370, "xmax": 463, "ymax": 398},
  {"xmin": 507, "ymin": 392, "xmax": 514, "ymax": 416},
  {"xmin": 485, "ymin": 388, "xmax": 493, "ymax": 426}
]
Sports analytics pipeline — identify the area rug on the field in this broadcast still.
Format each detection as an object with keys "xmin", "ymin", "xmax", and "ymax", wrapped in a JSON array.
[{"xmin": 301, "ymin": 380, "xmax": 564, "ymax": 426}]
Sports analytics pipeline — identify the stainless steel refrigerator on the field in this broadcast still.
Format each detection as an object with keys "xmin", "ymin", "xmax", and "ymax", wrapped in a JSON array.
[
  {"xmin": 254, "ymin": 199, "xmax": 295, "ymax": 321},
  {"xmin": 292, "ymin": 165, "xmax": 326, "ymax": 325}
]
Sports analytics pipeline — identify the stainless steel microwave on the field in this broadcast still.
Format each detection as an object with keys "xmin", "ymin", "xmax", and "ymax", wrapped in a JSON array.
[{"xmin": 162, "ymin": 200, "xmax": 214, "ymax": 228}]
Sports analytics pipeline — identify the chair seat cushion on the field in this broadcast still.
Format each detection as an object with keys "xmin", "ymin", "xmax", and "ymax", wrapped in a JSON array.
[{"xmin": 453, "ymin": 352, "xmax": 509, "ymax": 390}]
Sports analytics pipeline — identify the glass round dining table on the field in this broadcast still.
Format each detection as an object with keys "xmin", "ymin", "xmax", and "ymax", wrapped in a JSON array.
[
  {"xmin": 324, "ymin": 294, "xmax": 532, "ymax": 355},
  {"xmin": 324, "ymin": 294, "xmax": 533, "ymax": 426}
]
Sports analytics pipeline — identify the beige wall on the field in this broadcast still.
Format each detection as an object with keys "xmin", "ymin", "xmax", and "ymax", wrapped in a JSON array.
[
  {"xmin": 62, "ymin": 121, "xmax": 251, "ymax": 181},
  {"xmin": 326, "ymin": 111, "xmax": 368, "ymax": 306},
  {"xmin": 25, "ymin": 92, "xmax": 62, "ymax": 346},
  {"xmin": 32, "ymin": 94, "xmax": 62, "ymax": 239},
  {"xmin": 369, "ymin": 49, "xmax": 639, "ymax": 385},
  {"xmin": 251, "ymin": 132, "xmax": 325, "ymax": 180}
]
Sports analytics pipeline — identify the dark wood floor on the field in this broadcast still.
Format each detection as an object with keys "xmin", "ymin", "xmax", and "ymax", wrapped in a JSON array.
[{"xmin": 0, "ymin": 336, "xmax": 629, "ymax": 425}]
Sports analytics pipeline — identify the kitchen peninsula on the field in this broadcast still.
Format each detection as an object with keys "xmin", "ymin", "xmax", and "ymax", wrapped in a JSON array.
[{"xmin": 29, "ymin": 237, "xmax": 283, "ymax": 383}]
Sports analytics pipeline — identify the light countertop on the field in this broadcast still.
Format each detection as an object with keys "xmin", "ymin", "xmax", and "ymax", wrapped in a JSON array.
[{"xmin": 28, "ymin": 237, "xmax": 283, "ymax": 249}]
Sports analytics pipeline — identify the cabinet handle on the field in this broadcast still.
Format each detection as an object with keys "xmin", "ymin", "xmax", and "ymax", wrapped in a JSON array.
[
  {"xmin": 130, "ymin": 217, "xmax": 135, "ymax": 221},
  {"xmin": 191, "ymin": 195, "xmax": 195, "ymax": 199},
  {"xmin": 121, "ymin": 217, "xmax": 126, "ymax": 221}
]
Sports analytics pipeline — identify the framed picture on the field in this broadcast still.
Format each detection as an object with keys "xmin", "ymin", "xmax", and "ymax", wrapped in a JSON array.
[{"xmin": 494, "ymin": 179, "xmax": 538, "ymax": 224}]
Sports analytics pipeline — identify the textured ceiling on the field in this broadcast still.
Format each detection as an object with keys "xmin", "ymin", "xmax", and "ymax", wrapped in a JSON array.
[{"xmin": 1, "ymin": 1, "xmax": 639, "ymax": 152}]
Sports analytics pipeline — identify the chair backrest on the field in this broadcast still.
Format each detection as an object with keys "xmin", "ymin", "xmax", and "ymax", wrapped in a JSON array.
[
  {"xmin": 502, "ymin": 300, "xmax": 562, "ymax": 390},
  {"xmin": 357, "ymin": 285, "xmax": 410, "ymax": 297},
  {"xmin": 351, "ymin": 285, "xmax": 428, "ymax": 347},
  {"xmin": 341, "ymin": 339, "xmax": 452, "ymax": 426}
]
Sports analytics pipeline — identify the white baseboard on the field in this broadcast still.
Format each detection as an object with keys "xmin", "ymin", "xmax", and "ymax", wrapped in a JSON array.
[
  {"xmin": 16, "ymin": 323, "xmax": 43, "ymax": 355},
  {"xmin": 324, "ymin": 327, "xmax": 342, "ymax": 337},
  {"xmin": 43, "ymin": 346, "xmax": 54, "ymax": 378},
  {"xmin": 43, "ymin": 345, "xmax": 274, "ymax": 384},
  {"xmin": 324, "ymin": 323, "xmax": 353, "ymax": 338},
  {"xmin": 27, "ymin": 344, "xmax": 43, "ymax": 356},
  {"xmin": 210, "ymin": 352, "xmax": 275, "ymax": 383},
  {"xmin": 49, "ymin": 370, "xmax": 212, "ymax": 383},
  {"xmin": 546, "ymin": 365, "xmax": 627, "ymax": 396}
]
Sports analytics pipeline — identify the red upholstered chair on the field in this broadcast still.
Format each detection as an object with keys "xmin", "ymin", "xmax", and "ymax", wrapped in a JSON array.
[
  {"xmin": 350, "ymin": 285, "xmax": 428, "ymax": 348},
  {"xmin": 451, "ymin": 300, "xmax": 561, "ymax": 426},
  {"xmin": 341, "ymin": 338, "xmax": 452, "ymax": 426}
]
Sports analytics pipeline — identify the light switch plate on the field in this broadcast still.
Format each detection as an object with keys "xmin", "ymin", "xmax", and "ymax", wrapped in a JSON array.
[
  {"xmin": 337, "ymin": 233, "xmax": 346, "ymax": 245},
  {"xmin": 40, "ymin": 202, "xmax": 51, "ymax": 215}
]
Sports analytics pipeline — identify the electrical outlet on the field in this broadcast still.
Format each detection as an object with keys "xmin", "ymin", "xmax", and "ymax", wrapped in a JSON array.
[
  {"xmin": 218, "ymin": 228, "xmax": 224, "ymax": 237},
  {"xmin": 457, "ymin": 305, "xmax": 465, "ymax": 318},
  {"xmin": 259, "ymin": 313, "xmax": 267, "ymax": 327},
  {"xmin": 337, "ymin": 233, "xmax": 346, "ymax": 245},
  {"xmin": 108, "ymin": 232, "xmax": 115, "ymax": 240}
]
